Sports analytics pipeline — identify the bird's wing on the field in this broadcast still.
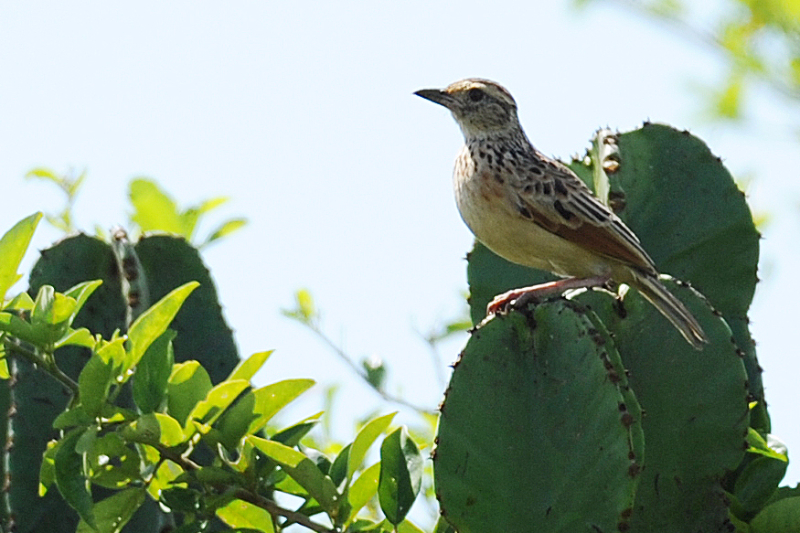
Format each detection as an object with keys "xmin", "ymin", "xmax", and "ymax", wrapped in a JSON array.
[{"xmin": 510, "ymin": 156, "xmax": 656, "ymax": 273}]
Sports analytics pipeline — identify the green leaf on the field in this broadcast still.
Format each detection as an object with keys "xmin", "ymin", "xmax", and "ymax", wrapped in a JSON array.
[
  {"xmin": 185, "ymin": 379, "xmax": 250, "ymax": 433},
  {"xmin": 245, "ymin": 379, "xmax": 315, "ymax": 434},
  {"xmin": 159, "ymin": 486, "xmax": 201, "ymax": 513},
  {"xmin": 55, "ymin": 328, "xmax": 96, "ymax": 349},
  {"xmin": 54, "ymin": 405, "xmax": 93, "ymax": 430},
  {"xmin": 153, "ymin": 413, "xmax": 185, "ymax": 447},
  {"xmin": 247, "ymin": 436, "xmax": 339, "ymax": 513},
  {"xmin": 228, "ymin": 350, "xmax": 273, "ymax": 382},
  {"xmin": 0, "ymin": 311, "xmax": 36, "ymax": 342},
  {"xmin": 362, "ymin": 357, "xmax": 386, "ymax": 390},
  {"xmin": 734, "ymin": 453, "xmax": 788, "ymax": 518},
  {"xmin": 0, "ymin": 213, "xmax": 41, "ymax": 301},
  {"xmin": 79, "ymin": 352, "xmax": 115, "ymax": 418},
  {"xmin": 349, "ymin": 412, "xmax": 396, "ymax": 483},
  {"xmin": 39, "ymin": 442, "xmax": 58, "ymax": 496},
  {"xmin": 750, "ymin": 496, "xmax": 800, "ymax": 533},
  {"xmin": 433, "ymin": 516, "xmax": 458, "ymax": 533},
  {"xmin": 214, "ymin": 378, "xmax": 313, "ymax": 451},
  {"xmin": 346, "ymin": 462, "xmax": 381, "ymax": 526},
  {"xmin": 122, "ymin": 412, "xmax": 185, "ymax": 447},
  {"xmin": 129, "ymin": 178, "xmax": 184, "ymax": 234},
  {"xmin": 54, "ymin": 429, "xmax": 96, "ymax": 529},
  {"xmin": 194, "ymin": 196, "xmax": 229, "ymax": 215},
  {"xmin": 747, "ymin": 429, "xmax": 788, "ymax": 461},
  {"xmin": 271, "ymin": 413, "xmax": 322, "ymax": 447},
  {"xmin": 132, "ymin": 330, "xmax": 176, "ymax": 413},
  {"xmin": 167, "ymin": 361, "xmax": 212, "ymax": 425},
  {"xmin": 202, "ymin": 218, "xmax": 248, "ymax": 246},
  {"xmin": 3, "ymin": 291, "xmax": 34, "ymax": 311},
  {"xmin": 215, "ymin": 390, "xmax": 258, "ymax": 449},
  {"xmin": 714, "ymin": 72, "xmax": 744, "ymax": 119},
  {"xmin": 31, "ymin": 285, "xmax": 77, "ymax": 326},
  {"xmin": 29, "ymin": 285, "xmax": 75, "ymax": 343},
  {"xmin": 378, "ymin": 427, "xmax": 422, "ymax": 525},
  {"xmin": 330, "ymin": 444, "xmax": 351, "ymax": 487},
  {"xmin": 31, "ymin": 284, "xmax": 56, "ymax": 323},
  {"xmin": 76, "ymin": 488, "xmax": 146, "ymax": 533},
  {"xmin": 147, "ymin": 459, "xmax": 183, "ymax": 501},
  {"xmin": 63, "ymin": 280, "xmax": 103, "ymax": 325},
  {"xmin": 215, "ymin": 498, "xmax": 274, "ymax": 533},
  {"xmin": 85, "ymin": 433, "xmax": 142, "ymax": 489},
  {"xmin": 395, "ymin": 519, "xmax": 426, "ymax": 533},
  {"xmin": 126, "ymin": 281, "xmax": 199, "ymax": 371},
  {"xmin": 25, "ymin": 167, "xmax": 60, "ymax": 182},
  {"xmin": 282, "ymin": 289, "xmax": 317, "ymax": 323},
  {"xmin": 96, "ymin": 338, "xmax": 126, "ymax": 365}
]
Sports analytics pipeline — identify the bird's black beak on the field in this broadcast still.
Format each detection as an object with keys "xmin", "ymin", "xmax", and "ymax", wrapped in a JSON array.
[{"xmin": 414, "ymin": 88, "xmax": 456, "ymax": 109}]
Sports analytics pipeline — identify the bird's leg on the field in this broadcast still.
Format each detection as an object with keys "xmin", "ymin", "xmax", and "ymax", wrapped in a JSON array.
[{"xmin": 487, "ymin": 274, "xmax": 612, "ymax": 316}]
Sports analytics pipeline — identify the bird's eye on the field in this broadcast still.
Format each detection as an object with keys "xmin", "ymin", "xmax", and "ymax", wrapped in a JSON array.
[{"xmin": 468, "ymin": 88, "xmax": 484, "ymax": 102}]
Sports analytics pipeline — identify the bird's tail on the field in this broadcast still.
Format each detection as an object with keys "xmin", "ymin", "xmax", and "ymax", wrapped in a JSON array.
[{"xmin": 631, "ymin": 272, "xmax": 708, "ymax": 350}]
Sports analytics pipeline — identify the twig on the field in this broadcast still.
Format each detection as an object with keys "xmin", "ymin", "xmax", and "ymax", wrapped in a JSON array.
[
  {"xmin": 603, "ymin": 0, "xmax": 800, "ymax": 99},
  {"xmin": 234, "ymin": 489, "xmax": 337, "ymax": 533},
  {"xmin": 3, "ymin": 337, "xmax": 79, "ymax": 394},
  {"xmin": 153, "ymin": 444, "xmax": 336, "ymax": 533},
  {"xmin": 301, "ymin": 321, "xmax": 437, "ymax": 416}
]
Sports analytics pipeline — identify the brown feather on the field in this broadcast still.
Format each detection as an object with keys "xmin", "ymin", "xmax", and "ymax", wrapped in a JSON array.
[{"xmin": 526, "ymin": 205, "xmax": 655, "ymax": 273}]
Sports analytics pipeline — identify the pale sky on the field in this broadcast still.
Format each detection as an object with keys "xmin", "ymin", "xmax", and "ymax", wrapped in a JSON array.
[{"xmin": 2, "ymin": 0, "xmax": 799, "ymax": 492}]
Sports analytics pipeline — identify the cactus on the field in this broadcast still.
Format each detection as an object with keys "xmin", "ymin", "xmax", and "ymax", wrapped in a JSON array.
[
  {"xmin": 435, "ymin": 124, "xmax": 771, "ymax": 531},
  {"xmin": 5, "ymin": 232, "xmax": 238, "ymax": 533}
]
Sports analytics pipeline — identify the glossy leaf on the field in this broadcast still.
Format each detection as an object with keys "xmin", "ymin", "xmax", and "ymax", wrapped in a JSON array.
[
  {"xmin": 54, "ymin": 429, "xmax": 95, "ymax": 529},
  {"xmin": 78, "ymin": 352, "xmax": 115, "ymax": 418},
  {"xmin": 215, "ymin": 498, "xmax": 274, "ymax": 533},
  {"xmin": 54, "ymin": 328, "xmax": 96, "ymax": 349},
  {"xmin": 75, "ymin": 488, "xmax": 145, "ymax": 533},
  {"xmin": 86, "ymin": 433, "xmax": 142, "ymax": 489},
  {"xmin": 245, "ymin": 379, "xmax": 315, "ymax": 435},
  {"xmin": 215, "ymin": 390, "xmax": 259, "ymax": 449},
  {"xmin": 247, "ymin": 436, "xmax": 339, "ymax": 513},
  {"xmin": 122, "ymin": 413, "xmax": 185, "ymax": 447},
  {"xmin": 203, "ymin": 218, "xmax": 248, "ymax": 246},
  {"xmin": 0, "ymin": 212, "xmax": 41, "ymax": 301},
  {"xmin": 132, "ymin": 330, "xmax": 176, "ymax": 413},
  {"xmin": 185, "ymin": 379, "xmax": 250, "ymax": 433},
  {"xmin": 126, "ymin": 281, "xmax": 199, "ymax": 372},
  {"xmin": 147, "ymin": 459, "xmax": 183, "ymax": 501},
  {"xmin": 271, "ymin": 412, "xmax": 322, "ymax": 447},
  {"xmin": 379, "ymin": 427, "xmax": 421, "ymax": 525},
  {"xmin": 63, "ymin": 280, "xmax": 104, "ymax": 326},
  {"xmin": 349, "ymin": 412, "xmax": 396, "ymax": 483},
  {"xmin": 228, "ymin": 350, "xmax": 273, "ymax": 382},
  {"xmin": 129, "ymin": 178, "xmax": 185, "ymax": 235},
  {"xmin": 39, "ymin": 442, "xmax": 58, "ymax": 496},
  {"xmin": 346, "ymin": 462, "xmax": 381, "ymax": 526},
  {"xmin": 750, "ymin": 496, "xmax": 800, "ymax": 533},
  {"xmin": 167, "ymin": 361, "xmax": 213, "ymax": 425}
]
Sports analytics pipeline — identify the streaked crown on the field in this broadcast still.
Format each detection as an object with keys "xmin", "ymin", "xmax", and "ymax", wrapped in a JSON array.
[{"xmin": 415, "ymin": 78, "xmax": 520, "ymax": 139}]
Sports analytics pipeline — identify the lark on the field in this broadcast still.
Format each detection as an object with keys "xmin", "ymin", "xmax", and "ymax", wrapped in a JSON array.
[{"xmin": 415, "ymin": 78, "xmax": 707, "ymax": 349}]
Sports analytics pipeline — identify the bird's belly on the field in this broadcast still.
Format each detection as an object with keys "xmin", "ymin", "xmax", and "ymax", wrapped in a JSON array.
[{"xmin": 454, "ymin": 173, "xmax": 611, "ymax": 278}]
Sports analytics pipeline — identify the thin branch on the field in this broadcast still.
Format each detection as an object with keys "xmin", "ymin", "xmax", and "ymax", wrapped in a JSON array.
[
  {"xmin": 233, "ymin": 489, "xmax": 337, "ymax": 533},
  {"xmin": 3, "ymin": 337, "xmax": 79, "ymax": 394},
  {"xmin": 154, "ymin": 445, "xmax": 201, "ymax": 471},
  {"xmin": 153, "ymin": 444, "xmax": 337, "ymax": 533},
  {"xmin": 603, "ymin": 0, "xmax": 800, "ymax": 99},
  {"xmin": 300, "ymin": 320, "xmax": 437, "ymax": 416}
]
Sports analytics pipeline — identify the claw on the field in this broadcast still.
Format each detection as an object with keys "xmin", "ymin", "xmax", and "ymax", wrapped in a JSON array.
[{"xmin": 485, "ymin": 275, "xmax": 612, "ymax": 318}]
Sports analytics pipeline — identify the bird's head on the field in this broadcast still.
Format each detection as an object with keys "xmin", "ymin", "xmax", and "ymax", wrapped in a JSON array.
[{"xmin": 415, "ymin": 78, "xmax": 520, "ymax": 139}]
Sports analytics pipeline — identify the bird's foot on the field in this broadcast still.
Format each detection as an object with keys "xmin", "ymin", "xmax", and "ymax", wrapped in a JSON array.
[{"xmin": 485, "ymin": 275, "xmax": 612, "ymax": 317}]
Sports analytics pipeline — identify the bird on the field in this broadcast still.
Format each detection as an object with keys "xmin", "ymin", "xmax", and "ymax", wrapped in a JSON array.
[{"xmin": 415, "ymin": 78, "xmax": 707, "ymax": 349}]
